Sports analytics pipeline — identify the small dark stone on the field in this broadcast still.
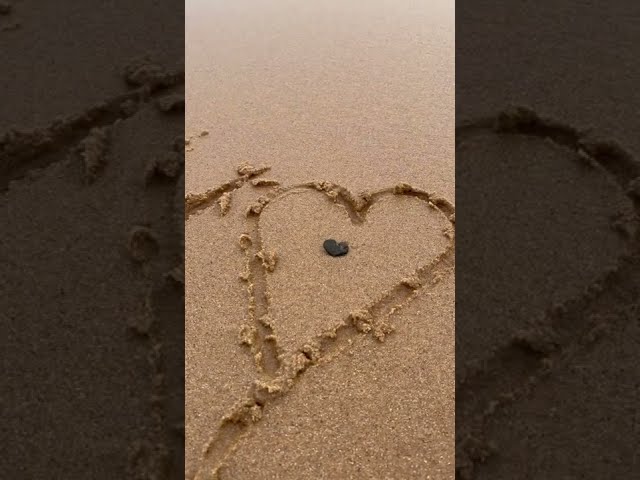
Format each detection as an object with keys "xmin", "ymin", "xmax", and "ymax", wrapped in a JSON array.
[{"xmin": 323, "ymin": 239, "xmax": 349, "ymax": 257}]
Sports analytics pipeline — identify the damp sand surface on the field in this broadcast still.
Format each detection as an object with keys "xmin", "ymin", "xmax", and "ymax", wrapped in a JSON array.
[
  {"xmin": 185, "ymin": 0, "xmax": 454, "ymax": 201},
  {"xmin": 185, "ymin": 1, "xmax": 455, "ymax": 478}
]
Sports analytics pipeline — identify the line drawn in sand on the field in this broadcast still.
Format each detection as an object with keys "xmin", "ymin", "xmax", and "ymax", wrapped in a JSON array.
[
  {"xmin": 455, "ymin": 106, "xmax": 640, "ymax": 479},
  {"xmin": 185, "ymin": 164, "xmax": 456, "ymax": 480},
  {"xmin": 1, "ymin": 58, "xmax": 184, "ymax": 191}
]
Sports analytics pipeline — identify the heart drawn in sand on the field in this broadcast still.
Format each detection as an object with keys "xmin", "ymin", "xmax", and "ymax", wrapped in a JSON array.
[
  {"xmin": 254, "ymin": 184, "xmax": 454, "ymax": 357},
  {"xmin": 191, "ymin": 178, "xmax": 455, "ymax": 480}
]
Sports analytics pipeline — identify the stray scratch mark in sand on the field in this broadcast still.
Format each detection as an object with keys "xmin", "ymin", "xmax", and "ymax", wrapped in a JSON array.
[{"xmin": 184, "ymin": 163, "xmax": 272, "ymax": 219}]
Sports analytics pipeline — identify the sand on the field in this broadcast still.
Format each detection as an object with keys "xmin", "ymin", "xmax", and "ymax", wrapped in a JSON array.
[
  {"xmin": 456, "ymin": 1, "xmax": 640, "ymax": 476},
  {"xmin": 1, "ymin": 1, "xmax": 184, "ymax": 478},
  {"xmin": 455, "ymin": 109, "xmax": 639, "ymax": 478},
  {"xmin": 186, "ymin": 0, "xmax": 455, "ymax": 478}
]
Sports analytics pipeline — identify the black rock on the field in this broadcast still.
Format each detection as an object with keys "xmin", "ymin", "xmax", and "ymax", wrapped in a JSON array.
[{"xmin": 323, "ymin": 239, "xmax": 349, "ymax": 257}]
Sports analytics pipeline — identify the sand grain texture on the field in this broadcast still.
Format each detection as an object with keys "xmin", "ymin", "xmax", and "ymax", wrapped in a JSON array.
[
  {"xmin": 222, "ymin": 275, "xmax": 455, "ymax": 480},
  {"xmin": 185, "ymin": 186, "xmax": 264, "ymax": 480},
  {"xmin": 185, "ymin": 0, "xmax": 454, "ymax": 201},
  {"xmin": 186, "ymin": 175, "xmax": 454, "ymax": 479},
  {"xmin": 186, "ymin": 1, "xmax": 454, "ymax": 478},
  {"xmin": 260, "ymin": 189, "xmax": 451, "ymax": 355}
]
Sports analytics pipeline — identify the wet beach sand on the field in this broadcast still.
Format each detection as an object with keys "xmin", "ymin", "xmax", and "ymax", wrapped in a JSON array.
[{"xmin": 185, "ymin": 1, "xmax": 455, "ymax": 479}]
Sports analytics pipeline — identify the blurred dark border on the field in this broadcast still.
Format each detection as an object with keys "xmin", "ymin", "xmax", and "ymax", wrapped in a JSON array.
[
  {"xmin": 456, "ymin": 1, "xmax": 640, "ymax": 478},
  {"xmin": 1, "ymin": 2, "xmax": 184, "ymax": 478}
]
